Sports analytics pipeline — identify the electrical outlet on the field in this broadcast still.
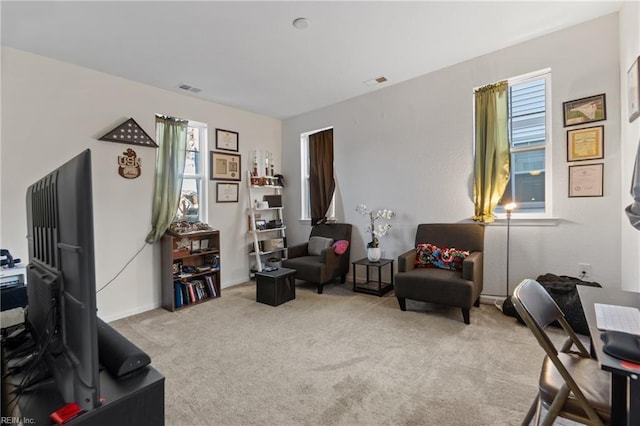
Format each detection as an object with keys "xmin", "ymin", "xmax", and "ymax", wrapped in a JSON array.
[{"xmin": 578, "ymin": 263, "xmax": 591, "ymax": 278}]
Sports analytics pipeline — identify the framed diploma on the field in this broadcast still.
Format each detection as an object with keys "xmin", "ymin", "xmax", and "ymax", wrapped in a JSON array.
[
  {"xmin": 210, "ymin": 151, "xmax": 241, "ymax": 181},
  {"xmin": 567, "ymin": 125, "xmax": 604, "ymax": 162},
  {"xmin": 216, "ymin": 182, "xmax": 239, "ymax": 202},
  {"xmin": 569, "ymin": 163, "xmax": 603, "ymax": 197},
  {"xmin": 215, "ymin": 128, "xmax": 239, "ymax": 152}
]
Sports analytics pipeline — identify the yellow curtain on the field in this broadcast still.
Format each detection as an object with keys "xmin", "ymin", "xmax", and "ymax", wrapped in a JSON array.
[{"xmin": 473, "ymin": 81, "xmax": 510, "ymax": 223}]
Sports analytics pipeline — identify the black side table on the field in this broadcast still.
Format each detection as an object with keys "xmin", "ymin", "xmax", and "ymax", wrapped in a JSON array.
[
  {"xmin": 255, "ymin": 267, "xmax": 296, "ymax": 306},
  {"xmin": 352, "ymin": 258, "xmax": 394, "ymax": 296}
]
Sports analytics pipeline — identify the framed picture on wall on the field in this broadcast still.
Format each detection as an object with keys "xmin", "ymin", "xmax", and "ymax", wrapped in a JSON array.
[
  {"xmin": 215, "ymin": 182, "xmax": 239, "ymax": 203},
  {"xmin": 567, "ymin": 125, "xmax": 604, "ymax": 162},
  {"xmin": 628, "ymin": 56, "xmax": 640, "ymax": 123},
  {"xmin": 210, "ymin": 151, "xmax": 241, "ymax": 181},
  {"xmin": 569, "ymin": 163, "xmax": 604, "ymax": 197},
  {"xmin": 562, "ymin": 94, "xmax": 606, "ymax": 127},
  {"xmin": 215, "ymin": 128, "xmax": 239, "ymax": 152}
]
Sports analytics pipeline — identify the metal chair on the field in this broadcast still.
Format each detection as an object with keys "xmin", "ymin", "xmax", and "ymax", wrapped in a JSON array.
[{"xmin": 512, "ymin": 279, "xmax": 611, "ymax": 425}]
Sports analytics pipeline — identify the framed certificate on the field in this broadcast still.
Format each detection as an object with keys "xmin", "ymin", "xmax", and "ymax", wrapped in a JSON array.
[
  {"xmin": 216, "ymin": 182, "xmax": 239, "ymax": 202},
  {"xmin": 210, "ymin": 151, "xmax": 241, "ymax": 181},
  {"xmin": 567, "ymin": 126, "xmax": 604, "ymax": 162},
  {"xmin": 569, "ymin": 163, "xmax": 604, "ymax": 197},
  {"xmin": 215, "ymin": 128, "xmax": 239, "ymax": 152}
]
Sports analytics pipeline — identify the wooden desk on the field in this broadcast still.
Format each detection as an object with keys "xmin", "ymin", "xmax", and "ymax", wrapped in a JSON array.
[{"xmin": 577, "ymin": 286, "xmax": 640, "ymax": 426}]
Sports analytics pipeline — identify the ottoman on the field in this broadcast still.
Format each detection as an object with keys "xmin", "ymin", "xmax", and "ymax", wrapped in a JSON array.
[{"xmin": 255, "ymin": 267, "xmax": 296, "ymax": 306}]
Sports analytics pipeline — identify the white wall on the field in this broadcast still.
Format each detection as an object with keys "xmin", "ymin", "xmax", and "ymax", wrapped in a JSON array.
[
  {"xmin": 619, "ymin": 2, "xmax": 640, "ymax": 292},
  {"xmin": 0, "ymin": 47, "xmax": 281, "ymax": 321},
  {"xmin": 282, "ymin": 14, "xmax": 626, "ymax": 296}
]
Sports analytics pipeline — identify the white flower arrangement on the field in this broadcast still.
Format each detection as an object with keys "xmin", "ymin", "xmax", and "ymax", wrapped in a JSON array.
[{"xmin": 355, "ymin": 204, "xmax": 396, "ymax": 248}]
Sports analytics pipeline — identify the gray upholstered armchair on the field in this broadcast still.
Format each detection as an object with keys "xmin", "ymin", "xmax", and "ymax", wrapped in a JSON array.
[
  {"xmin": 394, "ymin": 223, "xmax": 485, "ymax": 324},
  {"xmin": 281, "ymin": 223, "xmax": 352, "ymax": 294}
]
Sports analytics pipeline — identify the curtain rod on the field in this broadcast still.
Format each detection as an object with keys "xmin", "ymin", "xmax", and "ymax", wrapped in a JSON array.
[{"xmin": 155, "ymin": 114, "xmax": 188, "ymax": 123}]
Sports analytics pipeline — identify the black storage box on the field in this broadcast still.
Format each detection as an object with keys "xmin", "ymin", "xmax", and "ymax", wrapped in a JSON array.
[
  {"xmin": 266, "ymin": 219, "xmax": 283, "ymax": 229},
  {"xmin": 263, "ymin": 195, "xmax": 282, "ymax": 207},
  {"xmin": 255, "ymin": 268, "xmax": 296, "ymax": 306}
]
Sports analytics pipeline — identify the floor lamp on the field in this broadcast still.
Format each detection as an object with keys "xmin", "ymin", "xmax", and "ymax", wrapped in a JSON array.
[{"xmin": 504, "ymin": 203, "xmax": 517, "ymax": 299}]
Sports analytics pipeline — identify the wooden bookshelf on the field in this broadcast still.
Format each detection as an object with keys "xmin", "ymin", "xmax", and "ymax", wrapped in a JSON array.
[{"xmin": 161, "ymin": 230, "xmax": 221, "ymax": 312}]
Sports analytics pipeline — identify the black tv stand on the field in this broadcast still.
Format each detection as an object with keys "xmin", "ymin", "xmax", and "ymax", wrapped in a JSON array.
[{"xmin": 2, "ymin": 344, "xmax": 164, "ymax": 425}]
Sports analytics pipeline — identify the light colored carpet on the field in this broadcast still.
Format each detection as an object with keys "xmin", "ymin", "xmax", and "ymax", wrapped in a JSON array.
[{"xmin": 112, "ymin": 281, "xmax": 574, "ymax": 426}]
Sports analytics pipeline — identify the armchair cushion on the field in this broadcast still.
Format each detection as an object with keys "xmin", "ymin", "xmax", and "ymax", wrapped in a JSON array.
[
  {"xmin": 308, "ymin": 236, "xmax": 334, "ymax": 255},
  {"xmin": 415, "ymin": 243, "xmax": 469, "ymax": 271}
]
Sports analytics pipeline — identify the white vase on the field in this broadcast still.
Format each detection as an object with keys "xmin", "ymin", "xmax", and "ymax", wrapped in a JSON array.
[{"xmin": 367, "ymin": 247, "xmax": 381, "ymax": 262}]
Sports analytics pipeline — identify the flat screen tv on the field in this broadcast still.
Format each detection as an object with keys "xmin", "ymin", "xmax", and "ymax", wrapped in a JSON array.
[{"xmin": 25, "ymin": 149, "xmax": 100, "ymax": 410}]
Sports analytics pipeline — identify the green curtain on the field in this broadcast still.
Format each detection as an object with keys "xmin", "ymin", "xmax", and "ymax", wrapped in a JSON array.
[
  {"xmin": 473, "ymin": 81, "xmax": 510, "ymax": 223},
  {"xmin": 145, "ymin": 116, "xmax": 188, "ymax": 243}
]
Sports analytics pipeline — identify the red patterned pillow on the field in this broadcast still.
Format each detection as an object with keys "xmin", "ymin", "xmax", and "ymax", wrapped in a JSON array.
[
  {"xmin": 414, "ymin": 243, "xmax": 469, "ymax": 271},
  {"xmin": 332, "ymin": 240, "xmax": 350, "ymax": 255}
]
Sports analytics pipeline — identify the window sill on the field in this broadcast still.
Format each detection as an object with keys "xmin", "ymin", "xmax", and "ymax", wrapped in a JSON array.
[{"xmin": 490, "ymin": 216, "xmax": 561, "ymax": 226}]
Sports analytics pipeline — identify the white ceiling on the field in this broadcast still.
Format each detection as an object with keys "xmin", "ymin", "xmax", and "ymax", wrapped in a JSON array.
[{"xmin": 1, "ymin": 1, "xmax": 622, "ymax": 119}]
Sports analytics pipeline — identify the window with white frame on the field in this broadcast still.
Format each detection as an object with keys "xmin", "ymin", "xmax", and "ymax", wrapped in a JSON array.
[
  {"xmin": 176, "ymin": 121, "xmax": 208, "ymax": 223},
  {"xmin": 300, "ymin": 127, "xmax": 335, "ymax": 221},
  {"xmin": 496, "ymin": 70, "xmax": 552, "ymax": 216}
]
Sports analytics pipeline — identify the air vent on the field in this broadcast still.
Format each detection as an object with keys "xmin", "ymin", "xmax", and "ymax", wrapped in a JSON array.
[
  {"xmin": 364, "ymin": 76, "xmax": 388, "ymax": 87},
  {"xmin": 177, "ymin": 83, "xmax": 202, "ymax": 93}
]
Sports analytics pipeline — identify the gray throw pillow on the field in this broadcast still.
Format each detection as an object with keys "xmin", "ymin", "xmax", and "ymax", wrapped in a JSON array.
[{"xmin": 308, "ymin": 236, "xmax": 334, "ymax": 256}]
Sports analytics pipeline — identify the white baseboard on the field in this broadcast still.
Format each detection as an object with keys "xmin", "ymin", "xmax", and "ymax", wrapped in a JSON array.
[
  {"xmin": 100, "ymin": 302, "xmax": 160, "ymax": 323},
  {"xmin": 479, "ymin": 295, "xmax": 507, "ymax": 306}
]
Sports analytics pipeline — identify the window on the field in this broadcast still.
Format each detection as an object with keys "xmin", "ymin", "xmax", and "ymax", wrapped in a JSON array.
[
  {"xmin": 300, "ymin": 127, "xmax": 335, "ymax": 221},
  {"xmin": 176, "ymin": 121, "xmax": 208, "ymax": 223},
  {"xmin": 498, "ymin": 70, "xmax": 552, "ymax": 216}
]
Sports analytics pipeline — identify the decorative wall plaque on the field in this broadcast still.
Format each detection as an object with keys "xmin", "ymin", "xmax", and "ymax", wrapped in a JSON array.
[
  {"xmin": 99, "ymin": 118, "xmax": 158, "ymax": 147},
  {"xmin": 118, "ymin": 148, "xmax": 141, "ymax": 179}
]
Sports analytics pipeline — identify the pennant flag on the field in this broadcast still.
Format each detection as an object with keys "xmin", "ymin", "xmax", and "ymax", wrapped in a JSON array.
[{"xmin": 99, "ymin": 118, "xmax": 158, "ymax": 147}]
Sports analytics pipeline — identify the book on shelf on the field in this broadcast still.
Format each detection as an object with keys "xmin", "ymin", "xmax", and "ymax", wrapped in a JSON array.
[
  {"xmin": 180, "ymin": 284, "xmax": 190, "ymax": 305},
  {"xmin": 195, "ymin": 280, "xmax": 206, "ymax": 300},
  {"xmin": 205, "ymin": 275, "xmax": 218, "ymax": 298},
  {"xmin": 174, "ymin": 282, "xmax": 183, "ymax": 308},
  {"xmin": 183, "ymin": 283, "xmax": 192, "ymax": 304}
]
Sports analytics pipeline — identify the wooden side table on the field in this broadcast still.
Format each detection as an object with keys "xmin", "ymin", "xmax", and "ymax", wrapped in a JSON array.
[{"xmin": 352, "ymin": 258, "xmax": 394, "ymax": 296}]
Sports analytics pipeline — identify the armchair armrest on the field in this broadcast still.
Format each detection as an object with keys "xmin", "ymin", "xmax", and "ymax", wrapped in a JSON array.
[
  {"xmin": 320, "ymin": 247, "xmax": 340, "ymax": 271},
  {"xmin": 287, "ymin": 243, "xmax": 308, "ymax": 259},
  {"xmin": 462, "ymin": 251, "xmax": 483, "ymax": 282},
  {"xmin": 398, "ymin": 249, "xmax": 417, "ymax": 272}
]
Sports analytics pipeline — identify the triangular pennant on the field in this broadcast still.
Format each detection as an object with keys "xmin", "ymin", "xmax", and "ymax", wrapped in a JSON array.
[{"xmin": 99, "ymin": 118, "xmax": 158, "ymax": 147}]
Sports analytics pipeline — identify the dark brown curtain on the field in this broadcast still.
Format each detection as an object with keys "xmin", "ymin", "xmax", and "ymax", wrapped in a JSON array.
[{"xmin": 309, "ymin": 129, "xmax": 335, "ymax": 225}]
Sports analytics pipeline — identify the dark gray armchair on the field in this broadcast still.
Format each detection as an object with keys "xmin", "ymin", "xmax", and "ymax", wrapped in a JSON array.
[
  {"xmin": 281, "ymin": 223, "xmax": 352, "ymax": 294},
  {"xmin": 394, "ymin": 223, "xmax": 485, "ymax": 324}
]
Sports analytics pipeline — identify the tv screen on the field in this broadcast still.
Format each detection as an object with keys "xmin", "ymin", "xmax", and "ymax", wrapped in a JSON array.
[{"xmin": 25, "ymin": 149, "xmax": 100, "ymax": 410}]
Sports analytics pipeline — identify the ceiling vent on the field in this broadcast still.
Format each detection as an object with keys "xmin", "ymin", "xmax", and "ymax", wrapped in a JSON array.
[{"xmin": 177, "ymin": 83, "xmax": 202, "ymax": 93}]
